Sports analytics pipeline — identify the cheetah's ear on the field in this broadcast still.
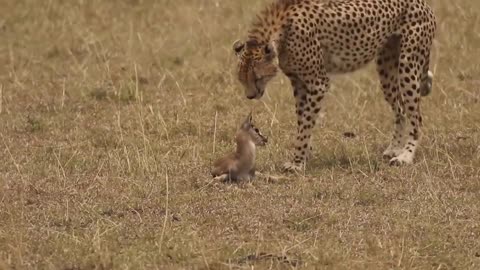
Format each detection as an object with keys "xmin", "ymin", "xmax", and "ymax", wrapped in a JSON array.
[
  {"xmin": 263, "ymin": 42, "xmax": 276, "ymax": 60},
  {"xmin": 233, "ymin": 40, "xmax": 245, "ymax": 56}
]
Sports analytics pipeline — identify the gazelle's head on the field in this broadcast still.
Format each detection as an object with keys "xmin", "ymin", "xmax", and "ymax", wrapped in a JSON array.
[{"xmin": 238, "ymin": 112, "xmax": 268, "ymax": 146}]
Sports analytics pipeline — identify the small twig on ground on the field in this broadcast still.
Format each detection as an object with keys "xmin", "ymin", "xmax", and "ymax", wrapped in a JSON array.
[{"xmin": 159, "ymin": 171, "xmax": 169, "ymax": 254}]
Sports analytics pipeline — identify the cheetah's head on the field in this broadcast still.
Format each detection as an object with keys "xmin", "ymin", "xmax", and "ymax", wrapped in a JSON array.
[{"xmin": 232, "ymin": 39, "xmax": 278, "ymax": 100}]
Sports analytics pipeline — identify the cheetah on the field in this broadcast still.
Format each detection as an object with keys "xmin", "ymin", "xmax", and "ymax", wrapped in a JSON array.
[
  {"xmin": 211, "ymin": 112, "xmax": 268, "ymax": 181},
  {"xmin": 232, "ymin": 0, "xmax": 436, "ymax": 171}
]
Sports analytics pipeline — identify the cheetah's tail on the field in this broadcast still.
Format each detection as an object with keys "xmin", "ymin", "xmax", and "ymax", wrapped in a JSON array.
[{"xmin": 420, "ymin": 70, "xmax": 433, "ymax": 97}]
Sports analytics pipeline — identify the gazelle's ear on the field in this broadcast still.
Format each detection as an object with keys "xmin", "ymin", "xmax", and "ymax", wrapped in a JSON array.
[
  {"xmin": 247, "ymin": 111, "xmax": 253, "ymax": 123},
  {"xmin": 241, "ymin": 112, "xmax": 253, "ymax": 129},
  {"xmin": 233, "ymin": 40, "xmax": 245, "ymax": 56}
]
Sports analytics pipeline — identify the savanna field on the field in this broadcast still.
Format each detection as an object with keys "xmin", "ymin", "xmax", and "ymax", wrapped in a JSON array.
[{"xmin": 1, "ymin": 0, "xmax": 480, "ymax": 269}]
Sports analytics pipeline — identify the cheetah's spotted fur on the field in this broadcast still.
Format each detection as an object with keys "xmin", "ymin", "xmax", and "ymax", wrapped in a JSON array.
[{"xmin": 233, "ymin": 0, "xmax": 436, "ymax": 171}]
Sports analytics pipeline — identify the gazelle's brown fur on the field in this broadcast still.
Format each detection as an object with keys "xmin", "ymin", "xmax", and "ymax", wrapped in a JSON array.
[{"xmin": 211, "ymin": 113, "xmax": 268, "ymax": 182}]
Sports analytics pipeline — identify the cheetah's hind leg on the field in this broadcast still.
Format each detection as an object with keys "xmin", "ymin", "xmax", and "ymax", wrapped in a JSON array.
[
  {"xmin": 388, "ymin": 33, "xmax": 433, "ymax": 165},
  {"xmin": 376, "ymin": 35, "xmax": 406, "ymax": 160}
]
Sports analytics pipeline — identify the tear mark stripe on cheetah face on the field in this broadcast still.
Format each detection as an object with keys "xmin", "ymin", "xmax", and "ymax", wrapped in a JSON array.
[{"xmin": 233, "ymin": 0, "xmax": 436, "ymax": 170}]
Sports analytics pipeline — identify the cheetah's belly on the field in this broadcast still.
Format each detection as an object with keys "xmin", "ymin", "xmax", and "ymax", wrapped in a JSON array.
[{"xmin": 322, "ymin": 48, "xmax": 377, "ymax": 74}]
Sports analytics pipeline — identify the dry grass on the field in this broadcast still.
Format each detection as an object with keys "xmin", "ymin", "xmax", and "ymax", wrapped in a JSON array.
[{"xmin": 1, "ymin": 0, "xmax": 480, "ymax": 269}]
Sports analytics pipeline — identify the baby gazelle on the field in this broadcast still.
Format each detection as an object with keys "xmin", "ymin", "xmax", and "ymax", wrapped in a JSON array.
[{"xmin": 211, "ymin": 113, "xmax": 268, "ymax": 182}]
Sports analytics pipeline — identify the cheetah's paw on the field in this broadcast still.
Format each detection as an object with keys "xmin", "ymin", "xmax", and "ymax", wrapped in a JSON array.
[
  {"xmin": 389, "ymin": 151, "xmax": 414, "ymax": 166},
  {"xmin": 281, "ymin": 162, "xmax": 304, "ymax": 173},
  {"xmin": 382, "ymin": 146, "xmax": 403, "ymax": 160}
]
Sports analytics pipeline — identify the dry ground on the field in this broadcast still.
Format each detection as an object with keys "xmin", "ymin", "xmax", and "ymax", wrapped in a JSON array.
[{"xmin": 1, "ymin": 0, "xmax": 480, "ymax": 269}]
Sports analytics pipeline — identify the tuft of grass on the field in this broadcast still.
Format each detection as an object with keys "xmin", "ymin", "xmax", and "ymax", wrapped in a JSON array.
[
  {"xmin": 25, "ymin": 115, "xmax": 44, "ymax": 132},
  {"xmin": 89, "ymin": 87, "xmax": 108, "ymax": 101}
]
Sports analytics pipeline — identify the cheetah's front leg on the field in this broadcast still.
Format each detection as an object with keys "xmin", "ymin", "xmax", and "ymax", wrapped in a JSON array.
[{"xmin": 283, "ymin": 75, "xmax": 329, "ymax": 172}]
